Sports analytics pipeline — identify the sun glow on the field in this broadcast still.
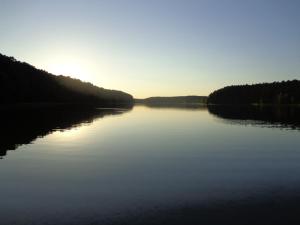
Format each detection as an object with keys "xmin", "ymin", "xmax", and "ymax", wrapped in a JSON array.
[{"xmin": 47, "ymin": 62, "xmax": 89, "ymax": 81}]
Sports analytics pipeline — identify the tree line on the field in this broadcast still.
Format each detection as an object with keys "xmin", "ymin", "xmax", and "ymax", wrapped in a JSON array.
[
  {"xmin": 0, "ymin": 53, "xmax": 133, "ymax": 107},
  {"xmin": 135, "ymin": 96, "xmax": 207, "ymax": 106},
  {"xmin": 208, "ymin": 80, "xmax": 300, "ymax": 105}
]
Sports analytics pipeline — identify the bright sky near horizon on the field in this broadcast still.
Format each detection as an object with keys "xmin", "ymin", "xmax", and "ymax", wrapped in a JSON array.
[{"xmin": 1, "ymin": 0, "xmax": 300, "ymax": 98}]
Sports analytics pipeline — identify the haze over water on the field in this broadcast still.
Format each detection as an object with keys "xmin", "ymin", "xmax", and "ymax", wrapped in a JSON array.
[{"xmin": 1, "ymin": 105, "xmax": 300, "ymax": 225}]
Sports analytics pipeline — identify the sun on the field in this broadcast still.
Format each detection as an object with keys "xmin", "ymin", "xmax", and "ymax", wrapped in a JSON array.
[{"xmin": 47, "ymin": 62, "xmax": 89, "ymax": 81}]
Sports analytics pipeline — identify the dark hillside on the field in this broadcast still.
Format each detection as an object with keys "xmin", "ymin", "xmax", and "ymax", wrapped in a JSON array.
[
  {"xmin": 135, "ymin": 96, "xmax": 207, "ymax": 106},
  {"xmin": 208, "ymin": 81, "xmax": 300, "ymax": 105},
  {"xmin": 0, "ymin": 53, "xmax": 133, "ymax": 107}
]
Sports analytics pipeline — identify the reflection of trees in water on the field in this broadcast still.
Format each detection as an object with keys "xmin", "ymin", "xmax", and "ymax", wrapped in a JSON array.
[
  {"xmin": 208, "ymin": 105, "xmax": 300, "ymax": 130},
  {"xmin": 0, "ymin": 105, "xmax": 130, "ymax": 159}
]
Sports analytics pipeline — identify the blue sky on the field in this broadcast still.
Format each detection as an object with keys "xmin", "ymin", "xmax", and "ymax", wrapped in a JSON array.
[{"xmin": 1, "ymin": 0, "xmax": 300, "ymax": 97}]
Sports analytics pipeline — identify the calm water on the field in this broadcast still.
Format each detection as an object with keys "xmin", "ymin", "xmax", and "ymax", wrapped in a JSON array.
[{"xmin": 1, "ymin": 105, "xmax": 300, "ymax": 225}]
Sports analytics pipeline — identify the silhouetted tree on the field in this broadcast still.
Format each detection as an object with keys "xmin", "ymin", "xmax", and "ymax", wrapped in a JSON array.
[
  {"xmin": 208, "ymin": 81, "xmax": 300, "ymax": 105},
  {"xmin": 0, "ymin": 53, "xmax": 133, "ymax": 107},
  {"xmin": 135, "ymin": 96, "xmax": 207, "ymax": 106}
]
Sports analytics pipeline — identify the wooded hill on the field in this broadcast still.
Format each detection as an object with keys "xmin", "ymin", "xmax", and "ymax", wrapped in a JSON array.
[
  {"xmin": 0, "ymin": 53, "xmax": 133, "ymax": 107},
  {"xmin": 208, "ymin": 80, "xmax": 300, "ymax": 105},
  {"xmin": 135, "ymin": 96, "xmax": 207, "ymax": 106}
]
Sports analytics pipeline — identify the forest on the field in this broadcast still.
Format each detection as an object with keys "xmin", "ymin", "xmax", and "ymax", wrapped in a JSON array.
[
  {"xmin": 1, "ymin": 53, "xmax": 299, "ymax": 107},
  {"xmin": 136, "ymin": 96, "xmax": 207, "ymax": 106},
  {"xmin": 208, "ymin": 80, "xmax": 300, "ymax": 105},
  {"xmin": 0, "ymin": 53, "xmax": 133, "ymax": 107}
]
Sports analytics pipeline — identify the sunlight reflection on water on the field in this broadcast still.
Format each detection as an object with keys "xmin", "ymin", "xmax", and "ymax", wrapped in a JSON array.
[{"xmin": 0, "ymin": 105, "xmax": 300, "ymax": 225}]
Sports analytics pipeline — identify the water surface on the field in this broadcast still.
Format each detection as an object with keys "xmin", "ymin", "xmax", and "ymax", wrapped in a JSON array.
[{"xmin": 0, "ymin": 105, "xmax": 300, "ymax": 225}]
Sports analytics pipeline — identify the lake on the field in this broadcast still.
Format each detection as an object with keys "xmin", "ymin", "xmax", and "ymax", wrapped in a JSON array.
[{"xmin": 1, "ymin": 105, "xmax": 300, "ymax": 225}]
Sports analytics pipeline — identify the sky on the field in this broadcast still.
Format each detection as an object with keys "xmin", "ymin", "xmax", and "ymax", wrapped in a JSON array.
[{"xmin": 1, "ymin": 0, "xmax": 300, "ymax": 98}]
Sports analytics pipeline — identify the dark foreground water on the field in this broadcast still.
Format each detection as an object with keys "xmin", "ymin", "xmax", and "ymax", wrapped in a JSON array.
[{"xmin": 1, "ymin": 105, "xmax": 300, "ymax": 225}]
